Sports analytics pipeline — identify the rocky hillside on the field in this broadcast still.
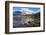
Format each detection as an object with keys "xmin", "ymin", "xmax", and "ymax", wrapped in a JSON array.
[{"xmin": 23, "ymin": 12, "xmax": 40, "ymax": 27}]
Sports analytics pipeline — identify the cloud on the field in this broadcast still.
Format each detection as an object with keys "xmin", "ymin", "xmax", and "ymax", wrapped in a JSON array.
[
  {"xmin": 20, "ymin": 8, "xmax": 33, "ymax": 14},
  {"xmin": 32, "ymin": 10, "xmax": 40, "ymax": 13},
  {"xmin": 21, "ymin": 8, "xmax": 40, "ymax": 13},
  {"xmin": 13, "ymin": 7, "xmax": 40, "ymax": 14}
]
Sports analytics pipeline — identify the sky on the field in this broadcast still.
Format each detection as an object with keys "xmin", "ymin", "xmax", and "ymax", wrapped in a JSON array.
[{"xmin": 13, "ymin": 7, "xmax": 40, "ymax": 13}]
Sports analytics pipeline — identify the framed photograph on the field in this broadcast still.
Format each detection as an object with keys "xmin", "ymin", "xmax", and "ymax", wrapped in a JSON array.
[{"xmin": 5, "ymin": 1, "xmax": 45, "ymax": 34}]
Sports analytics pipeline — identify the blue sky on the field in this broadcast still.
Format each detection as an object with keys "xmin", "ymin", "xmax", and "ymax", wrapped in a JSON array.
[{"xmin": 13, "ymin": 7, "xmax": 40, "ymax": 13}]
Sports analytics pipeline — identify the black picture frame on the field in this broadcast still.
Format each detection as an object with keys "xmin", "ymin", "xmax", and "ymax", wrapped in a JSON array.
[{"xmin": 5, "ymin": 1, "xmax": 45, "ymax": 34}]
